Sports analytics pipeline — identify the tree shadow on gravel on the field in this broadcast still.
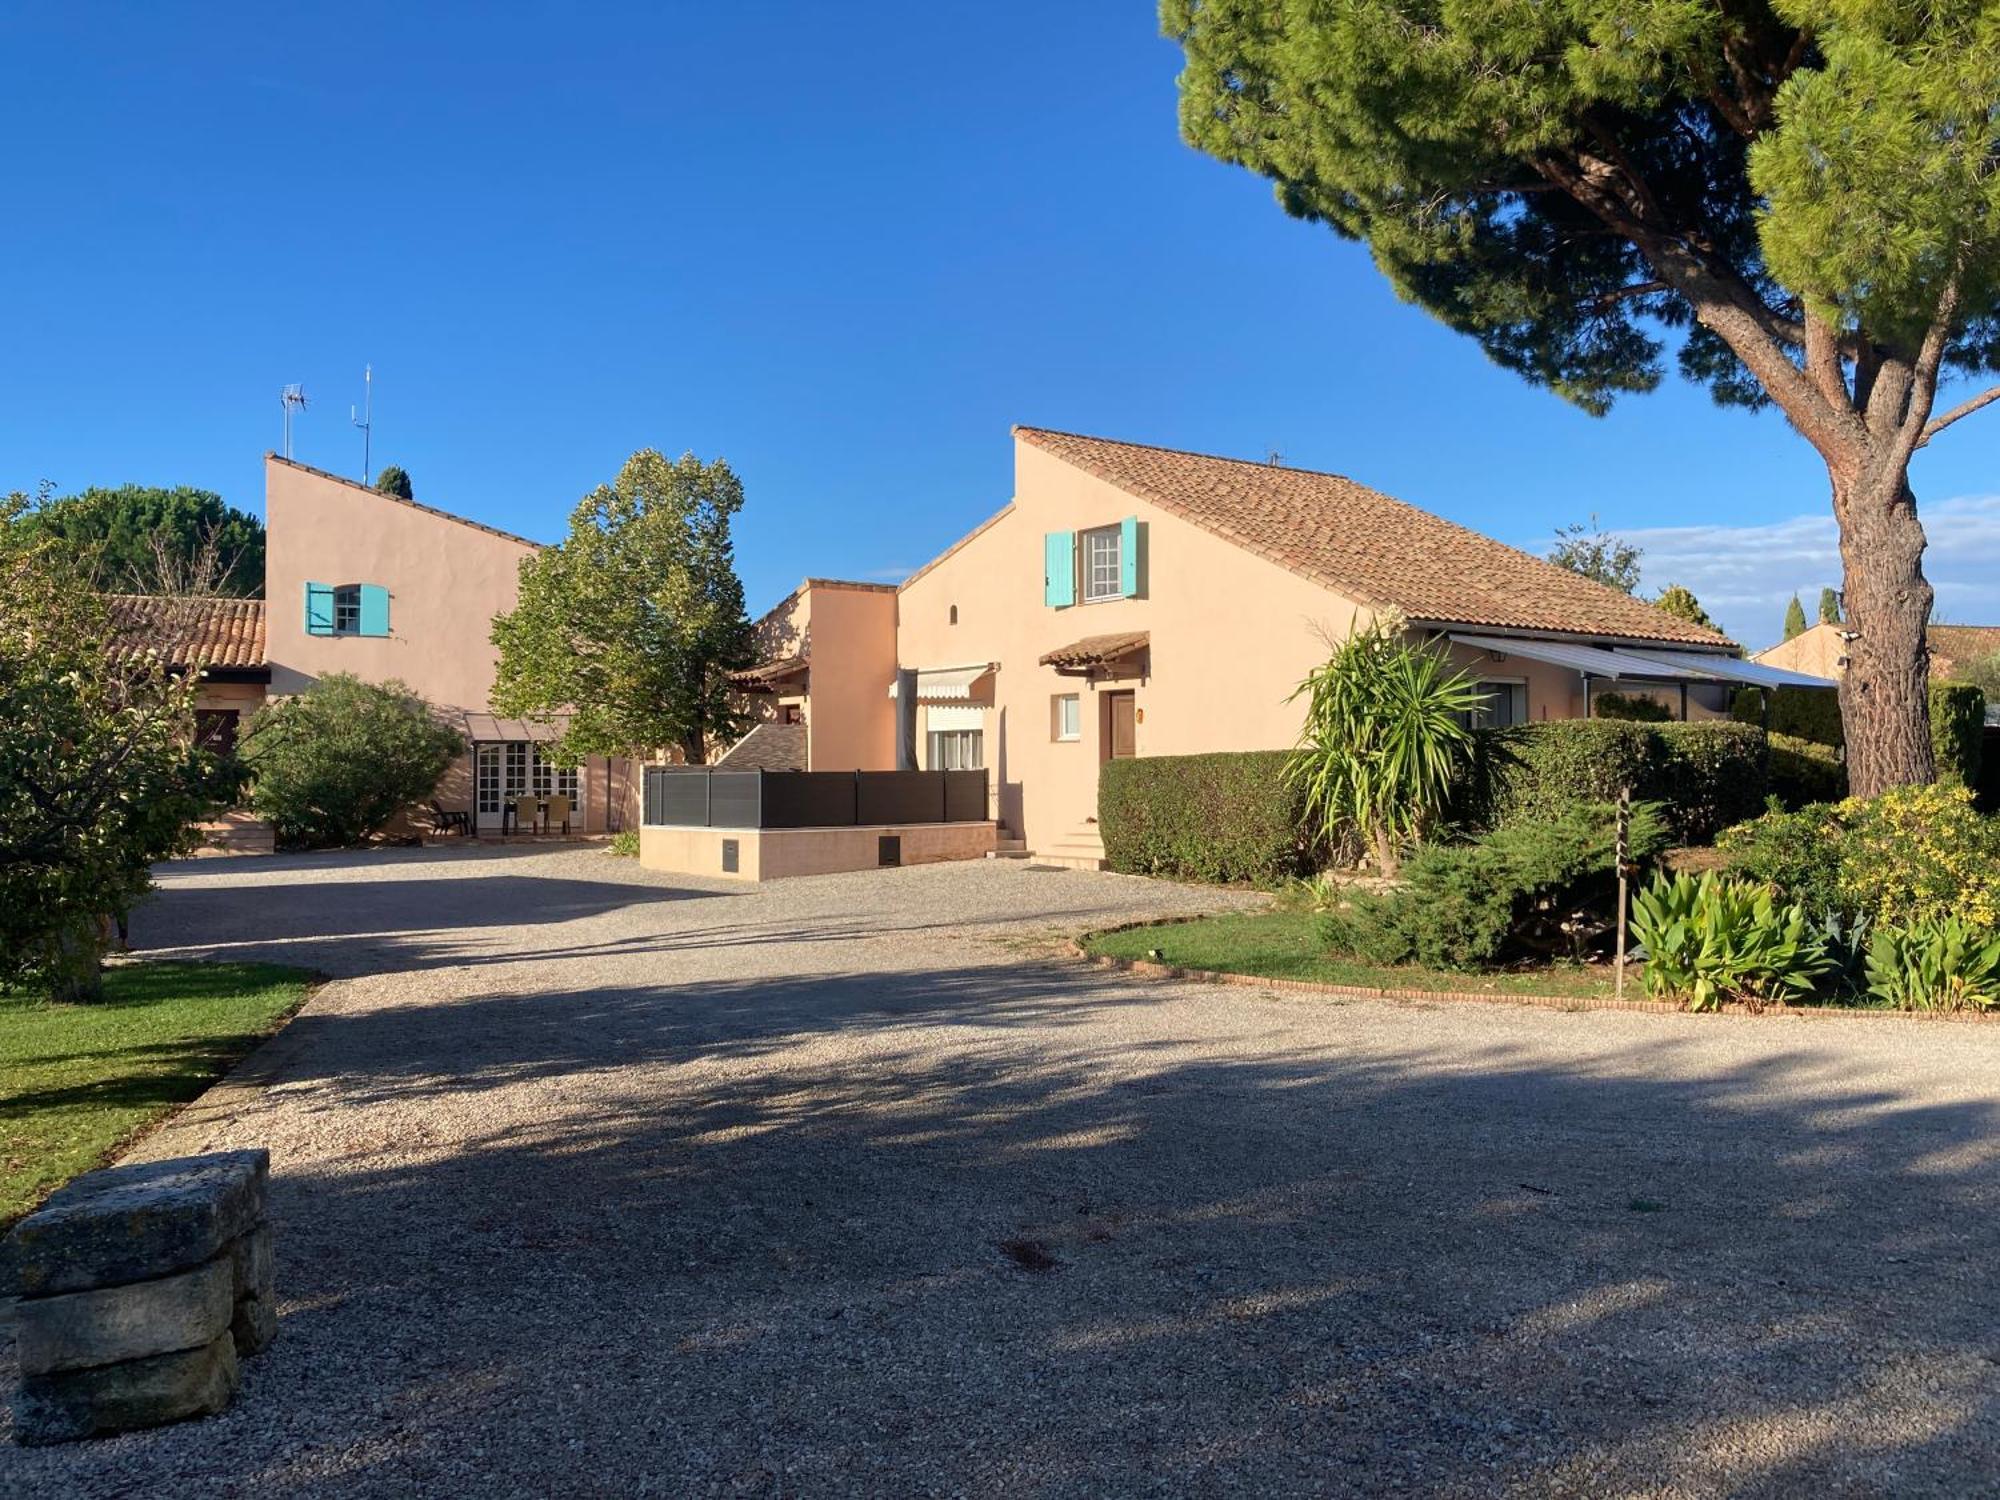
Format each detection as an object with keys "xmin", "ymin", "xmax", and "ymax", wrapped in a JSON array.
[{"xmin": 11, "ymin": 961, "xmax": 2000, "ymax": 1498}]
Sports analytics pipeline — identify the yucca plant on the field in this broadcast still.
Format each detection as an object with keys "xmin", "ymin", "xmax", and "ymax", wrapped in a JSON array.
[
  {"xmin": 1287, "ymin": 617, "xmax": 1487, "ymax": 876},
  {"xmin": 1865, "ymin": 919, "xmax": 2000, "ymax": 1011},
  {"xmin": 1630, "ymin": 871, "xmax": 1833, "ymax": 1013}
]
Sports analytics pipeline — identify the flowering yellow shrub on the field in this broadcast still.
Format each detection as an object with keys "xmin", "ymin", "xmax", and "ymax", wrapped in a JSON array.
[{"xmin": 1837, "ymin": 784, "xmax": 2000, "ymax": 933}]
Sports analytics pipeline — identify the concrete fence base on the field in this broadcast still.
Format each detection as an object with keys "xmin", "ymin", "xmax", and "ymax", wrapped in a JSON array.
[{"xmin": 5, "ymin": 1150, "xmax": 275, "ymax": 1445}]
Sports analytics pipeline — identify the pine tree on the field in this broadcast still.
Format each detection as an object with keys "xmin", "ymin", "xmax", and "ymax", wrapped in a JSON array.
[
  {"xmin": 374, "ymin": 466, "xmax": 413, "ymax": 500},
  {"xmin": 1783, "ymin": 595, "xmax": 1809, "ymax": 642},
  {"xmin": 1654, "ymin": 584, "xmax": 1717, "ymax": 633}
]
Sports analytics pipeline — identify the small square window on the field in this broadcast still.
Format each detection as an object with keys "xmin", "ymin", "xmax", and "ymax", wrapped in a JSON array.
[
  {"xmin": 1054, "ymin": 694, "xmax": 1081, "ymax": 741},
  {"xmin": 332, "ymin": 584, "xmax": 361, "ymax": 635}
]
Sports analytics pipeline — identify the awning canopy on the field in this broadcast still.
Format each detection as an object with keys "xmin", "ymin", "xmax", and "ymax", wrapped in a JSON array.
[
  {"xmin": 729, "ymin": 654, "xmax": 809, "ymax": 692},
  {"xmin": 1449, "ymin": 633, "xmax": 1837, "ymax": 689},
  {"xmin": 461, "ymin": 712, "xmax": 571, "ymax": 742},
  {"xmin": 888, "ymin": 663, "xmax": 996, "ymax": 702},
  {"xmin": 1039, "ymin": 630, "xmax": 1149, "ymax": 675}
]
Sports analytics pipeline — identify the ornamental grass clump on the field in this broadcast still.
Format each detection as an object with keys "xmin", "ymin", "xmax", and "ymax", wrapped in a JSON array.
[
  {"xmin": 1630, "ymin": 871, "xmax": 1832, "ymax": 1013},
  {"xmin": 1864, "ymin": 919, "xmax": 2000, "ymax": 1012}
]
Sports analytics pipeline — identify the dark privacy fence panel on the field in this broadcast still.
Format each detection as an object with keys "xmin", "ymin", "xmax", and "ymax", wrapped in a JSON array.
[{"xmin": 643, "ymin": 768, "xmax": 988, "ymax": 829}]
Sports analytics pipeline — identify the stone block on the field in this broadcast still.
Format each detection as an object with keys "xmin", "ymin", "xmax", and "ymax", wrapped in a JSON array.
[
  {"xmin": 4, "ymin": 1150, "xmax": 269, "ymax": 1298},
  {"xmin": 15, "ymin": 1254, "xmax": 235, "ymax": 1376},
  {"xmin": 228, "ymin": 1224, "xmax": 274, "ymax": 1299},
  {"xmin": 12, "ymin": 1330, "xmax": 238, "ymax": 1446},
  {"xmin": 231, "ymin": 1290, "xmax": 277, "ymax": 1356}
]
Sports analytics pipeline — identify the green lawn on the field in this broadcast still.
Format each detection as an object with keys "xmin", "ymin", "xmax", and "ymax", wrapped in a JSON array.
[
  {"xmin": 1, "ymin": 961, "xmax": 315, "ymax": 1226},
  {"xmin": 1085, "ymin": 909, "xmax": 1620, "ymax": 1000}
]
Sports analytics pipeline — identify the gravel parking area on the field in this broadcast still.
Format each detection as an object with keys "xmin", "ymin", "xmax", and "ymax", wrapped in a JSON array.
[{"xmin": 8, "ymin": 844, "xmax": 2000, "ymax": 1495}]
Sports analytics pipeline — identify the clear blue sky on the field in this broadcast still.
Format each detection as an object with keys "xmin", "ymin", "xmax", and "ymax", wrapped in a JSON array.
[{"xmin": 4, "ymin": 3, "xmax": 1996, "ymax": 647}]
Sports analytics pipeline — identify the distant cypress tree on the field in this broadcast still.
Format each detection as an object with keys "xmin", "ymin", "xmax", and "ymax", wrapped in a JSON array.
[
  {"xmin": 1783, "ymin": 595, "xmax": 1809, "ymax": 641},
  {"xmin": 374, "ymin": 465, "xmax": 413, "ymax": 500},
  {"xmin": 1818, "ymin": 587, "xmax": 1844, "ymax": 626}
]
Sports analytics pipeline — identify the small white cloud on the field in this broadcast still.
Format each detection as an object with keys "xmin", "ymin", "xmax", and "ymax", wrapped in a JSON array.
[{"xmin": 1537, "ymin": 495, "xmax": 2000, "ymax": 648}]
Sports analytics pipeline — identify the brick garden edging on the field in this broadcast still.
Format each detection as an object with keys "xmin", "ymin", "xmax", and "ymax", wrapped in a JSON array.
[{"xmin": 1066, "ymin": 915, "xmax": 2000, "ymax": 1026}]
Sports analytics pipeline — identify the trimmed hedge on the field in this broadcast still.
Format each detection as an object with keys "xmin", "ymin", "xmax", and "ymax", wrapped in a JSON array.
[
  {"xmin": 1098, "ymin": 751, "xmax": 1316, "ymax": 885},
  {"xmin": 1459, "ymin": 720, "xmax": 1768, "ymax": 845},
  {"xmin": 1732, "ymin": 685, "xmax": 1842, "ymax": 746},
  {"xmin": 1768, "ymin": 733, "xmax": 1846, "ymax": 807},
  {"xmin": 1733, "ymin": 680, "xmax": 1986, "ymax": 787}
]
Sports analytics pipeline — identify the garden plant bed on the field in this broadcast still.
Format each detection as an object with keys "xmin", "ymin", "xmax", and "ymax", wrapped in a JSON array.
[
  {"xmin": 0, "ymin": 961, "xmax": 317, "ymax": 1226},
  {"xmin": 1076, "ymin": 909, "xmax": 2000, "ymax": 1023}
]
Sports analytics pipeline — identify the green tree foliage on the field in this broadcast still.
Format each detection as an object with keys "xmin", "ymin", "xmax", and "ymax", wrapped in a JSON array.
[
  {"xmin": 1818, "ymin": 587, "xmax": 1844, "ymax": 625},
  {"xmin": 491, "ymin": 450, "xmax": 755, "ymax": 765},
  {"xmin": 13, "ymin": 485, "xmax": 264, "ymax": 597},
  {"xmin": 1547, "ymin": 516, "xmax": 1641, "ymax": 594},
  {"xmin": 1653, "ymin": 583, "xmax": 1717, "ymax": 631},
  {"xmin": 0, "ymin": 502, "xmax": 229, "ymax": 1001},
  {"xmin": 1783, "ymin": 595, "xmax": 1809, "ymax": 641},
  {"xmin": 374, "ymin": 465, "xmax": 414, "ymax": 500},
  {"xmin": 240, "ymin": 675, "xmax": 465, "ymax": 848},
  {"xmin": 1287, "ymin": 618, "xmax": 1486, "ymax": 874},
  {"xmin": 1164, "ymin": 1, "xmax": 2000, "ymax": 797}
]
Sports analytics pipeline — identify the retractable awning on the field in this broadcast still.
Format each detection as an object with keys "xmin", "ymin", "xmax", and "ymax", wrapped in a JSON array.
[
  {"xmin": 1448, "ymin": 633, "xmax": 1690, "ymax": 681},
  {"xmin": 1615, "ymin": 648, "xmax": 1838, "ymax": 690},
  {"xmin": 461, "ymin": 712, "xmax": 571, "ymax": 742},
  {"xmin": 888, "ymin": 663, "xmax": 996, "ymax": 702}
]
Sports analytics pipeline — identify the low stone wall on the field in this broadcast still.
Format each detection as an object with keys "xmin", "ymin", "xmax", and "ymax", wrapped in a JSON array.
[
  {"xmin": 6, "ymin": 1150, "xmax": 275, "ymax": 1445},
  {"xmin": 640, "ymin": 821, "xmax": 996, "ymax": 881}
]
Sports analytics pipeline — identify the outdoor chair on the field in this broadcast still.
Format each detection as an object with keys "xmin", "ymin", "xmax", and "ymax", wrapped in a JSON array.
[
  {"xmin": 428, "ymin": 800, "xmax": 471, "ymax": 836},
  {"xmin": 512, "ymin": 795, "xmax": 542, "ymax": 834},
  {"xmin": 545, "ymin": 794, "xmax": 572, "ymax": 834}
]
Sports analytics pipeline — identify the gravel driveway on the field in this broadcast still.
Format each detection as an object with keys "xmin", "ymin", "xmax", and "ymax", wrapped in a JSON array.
[{"xmin": 8, "ymin": 845, "xmax": 2000, "ymax": 1496}]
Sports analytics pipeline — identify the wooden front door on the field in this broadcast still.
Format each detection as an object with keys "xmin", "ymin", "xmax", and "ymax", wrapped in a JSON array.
[{"xmin": 1105, "ymin": 691, "xmax": 1137, "ymax": 759}]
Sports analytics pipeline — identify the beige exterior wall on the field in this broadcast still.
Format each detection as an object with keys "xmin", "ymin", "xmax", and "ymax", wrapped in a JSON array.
[
  {"xmin": 742, "ymin": 579, "xmax": 899, "ymax": 771},
  {"xmin": 1753, "ymin": 623, "xmax": 1848, "ymax": 679},
  {"xmin": 640, "ymin": 820, "xmax": 994, "ymax": 881}
]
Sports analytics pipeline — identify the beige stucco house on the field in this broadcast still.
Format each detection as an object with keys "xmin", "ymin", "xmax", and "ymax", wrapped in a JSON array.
[
  {"xmin": 731, "ymin": 426, "xmax": 1829, "ymax": 865},
  {"xmin": 1756, "ymin": 620, "xmax": 2000, "ymax": 684}
]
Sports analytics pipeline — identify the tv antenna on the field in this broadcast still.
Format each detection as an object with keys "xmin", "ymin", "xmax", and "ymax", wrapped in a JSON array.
[
  {"xmin": 279, "ymin": 384, "xmax": 309, "ymax": 459},
  {"xmin": 351, "ymin": 365, "xmax": 373, "ymax": 482}
]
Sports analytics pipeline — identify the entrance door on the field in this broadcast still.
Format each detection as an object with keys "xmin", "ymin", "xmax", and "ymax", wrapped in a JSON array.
[
  {"xmin": 1105, "ymin": 691, "xmax": 1137, "ymax": 759},
  {"xmin": 475, "ymin": 745, "xmax": 504, "ymax": 832}
]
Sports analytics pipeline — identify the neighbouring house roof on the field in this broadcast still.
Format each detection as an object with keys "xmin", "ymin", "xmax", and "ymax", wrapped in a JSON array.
[
  {"xmin": 1039, "ymin": 630, "xmax": 1149, "ymax": 672},
  {"xmin": 106, "ymin": 594, "xmax": 267, "ymax": 673},
  {"xmin": 714, "ymin": 721, "xmax": 809, "ymax": 771},
  {"xmin": 730, "ymin": 655, "xmax": 810, "ymax": 692},
  {"xmin": 1013, "ymin": 427, "xmax": 1735, "ymax": 649},
  {"xmin": 267, "ymin": 455, "xmax": 542, "ymax": 550},
  {"xmin": 1928, "ymin": 625, "xmax": 2000, "ymax": 673},
  {"xmin": 460, "ymin": 712, "xmax": 570, "ymax": 742}
]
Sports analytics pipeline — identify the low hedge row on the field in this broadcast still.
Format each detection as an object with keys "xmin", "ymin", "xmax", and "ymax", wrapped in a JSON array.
[
  {"xmin": 1457, "ymin": 720, "xmax": 1768, "ymax": 845},
  {"xmin": 1731, "ymin": 681, "xmax": 1985, "ymax": 788},
  {"xmin": 1098, "ymin": 750, "xmax": 1317, "ymax": 885}
]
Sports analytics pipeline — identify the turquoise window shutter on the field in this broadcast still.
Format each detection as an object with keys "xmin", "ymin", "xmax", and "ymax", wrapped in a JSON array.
[
  {"xmin": 1044, "ymin": 531, "xmax": 1075, "ymax": 608},
  {"xmin": 1119, "ymin": 516, "xmax": 1141, "ymax": 598},
  {"xmin": 358, "ymin": 584, "xmax": 391, "ymax": 637},
  {"xmin": 304, "ymin": 582, "xmax": 334, "ymax": 636}
]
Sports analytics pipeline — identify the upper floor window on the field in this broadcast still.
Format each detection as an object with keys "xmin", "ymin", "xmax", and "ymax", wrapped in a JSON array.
[
  {"xmin": 1082, "ymin": 526, "xmax": 1123, "ymax": 602},
  {"xmin": 1044, "ymin": 519, "xmax": 1141, "ymax": 608},
  {"xmin": 333, "ymin": 585, "xmax": 362, "ymax": 635},
  {"xmin": 305, "ymin": 581, "xmax": 390, "ymax": 637}
]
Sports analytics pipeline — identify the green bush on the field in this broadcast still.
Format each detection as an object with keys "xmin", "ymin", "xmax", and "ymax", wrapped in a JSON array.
[
  {"xmin": 242, "ymin": 675, "xmax": 466, "ymax": 849},
  {"xmin": 1321, "ymin": 802, "xmax": 1667, "ymax": 969},
  {"xmin": 608, "ymin": 829, "xmax": 640, "ymax": 858},
  {"xmin": 1460, "ymin": 720, "xmax": 1766, "ymax": 844},
  {"xmin": 1099, "ymin": 751, "xmax": 1316, "ymax": 885},
  {"xmin": 1716, "ymin": 802, "xmax": 1848, "ymax": 919},
  {"xmin": 1767, "ymin": 733, "xmax": 1846, "ymax": 807},
  {"xmin": 1931, "ymin": 681, "xmax": 1986, "ymax": 788},
  {"xmin": 1865, "ymin": 917, "xmax": 2000, "ymax": 1011},
  {"xmin": 1630, "ymin": 871, "xmax": 1832, "ymax": 1011},
  {"xmin": 1731, "ymin": 685, "xmax": 1843, "ymax": 746},
  {"xmin": 1590, "ymin": 691, "xmax": 1672, "ymax": 722}
]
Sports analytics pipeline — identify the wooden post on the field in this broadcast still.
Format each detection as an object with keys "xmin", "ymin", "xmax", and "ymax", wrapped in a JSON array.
[{"xmin": 1614, "ymin": 785, "xmax": 1631, "ymax": 1001}]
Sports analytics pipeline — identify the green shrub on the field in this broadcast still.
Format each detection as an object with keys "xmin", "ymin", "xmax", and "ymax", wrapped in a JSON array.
[
  {"xmin": 1630, "ymin": 871, "xmax": 1832, "ymax": 1011},
  {"xmin": 1099, "ymin": 751, "xmax": 1315, "ymax": 885},
  {"xmin": 1731, "ymin": 685, "xmax": 1842, "ymax": 746},
  {"xmin": 1767, "ymin": 733, "xmax": 1846, "ymax": 807},
  {"xmin": 1461, "ymin": 720, "xmax": 1766, "ymax": 844},
  {"xmin": 608, "ymin": 829, "xmax": 640, "ymax": 858},
  {"xmin": 1865, "ymin": 917, "xmax": 2000, "ymax": 1011},
  {"xmin": 1590, "ymin": 691, "xmax": 1672, "ymax": 722},
  {"xmin": 1321, "ymin": 802, "xmax": 1666, "ymax": 968},
  {"xmin": 242, "ymin": 675, "xmax": 466, "ymax": 849},
  {"xmin": 1716, "ymin": 802, "xmax": 1849, "ymax": 919},
  {"xmin": 1931, "ymin": 681, "xmax": 1986, "ymax": 788}
]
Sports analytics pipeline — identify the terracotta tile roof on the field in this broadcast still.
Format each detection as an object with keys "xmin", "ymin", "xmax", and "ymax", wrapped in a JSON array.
[
  {"xmin": 1039, "ymin": 630, "xmax": 1150, "ymax": 671},
  {"xmin": 714, "ymin": 722, "xmax": 809, "ymax": 772},
  {"xmin": 1014, "ymin": 427, "xmax": 1735, "ymax": 649},
  {"xmin": 1928, "ymin": 625, "xmax": 2000, "ymax": 674},
  {"xmin": 106, "ymin": 594, "xmax": 266, "ymax": 671},
  {"xmin": 728, "ymin": 654, "xmax": 809, "ymax": 691}
]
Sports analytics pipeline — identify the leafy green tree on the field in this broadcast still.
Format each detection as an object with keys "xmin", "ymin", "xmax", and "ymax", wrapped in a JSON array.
[
  {"xmin": 492, "ymin": 450, "xmax": 755, "ymax": 765},
  {"xmin": 1548, "ymin": 515, "xmax": 1642, "ymax": 594},
  {"xmin": 1654, "ymin": 583, "xmax": 1718, "ymax": 632},
  {"xmin": 1783, "ymin": 595, "xmax": 1810, "ymax": 641},
  {"xmin": 14, "ymin": 485, "xmax": 264, "ymax": 596},
  {"xmin": 0, "ymin": 499, "xmax": 229, "ymax": 1001},
  {"xmin": 1818, "ymin": 587, "xmax": 1844, "ymax": 625},
  {"xmin": 374, "ymin": 465, "xmax": 414, "ymax": 500},
  {"xmin": 1287, "ymin": 616, "xmax": 1487, "ymax": 876},
  {"xmin": 240, "ymin": 675, "xmax": 465, "ymax": 848},
  {"xmin": 1166, "ymin": 1, "xmax": 2000, "ymax": 797}
]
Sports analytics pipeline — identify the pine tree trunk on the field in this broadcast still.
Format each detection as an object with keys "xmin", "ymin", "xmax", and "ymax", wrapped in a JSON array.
[{"xmin": 1833, "ymin": 466, "xmax": 1936, "ymax": 798}]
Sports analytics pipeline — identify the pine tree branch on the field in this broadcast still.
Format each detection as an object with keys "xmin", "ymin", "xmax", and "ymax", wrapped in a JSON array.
[{"xmin": 1916, "ymin": 381, "xmax": 2000, "ymax": 447}]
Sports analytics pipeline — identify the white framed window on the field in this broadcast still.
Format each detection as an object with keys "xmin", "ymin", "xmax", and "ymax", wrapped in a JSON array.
[
  {"xmin": 1082, "ymin": 525, "xmax": 1123, "ymax": 602},
  {"xmin": 1053, "ymin": 694, "xmax": 1081, "ymax": 741},
  {"xmin": 531, "ymin": 748, "xmax": 579, "ymax": 802},
  {"xmin": 928, "ymin": 729, "xmax": 983, "ymax": 770}
]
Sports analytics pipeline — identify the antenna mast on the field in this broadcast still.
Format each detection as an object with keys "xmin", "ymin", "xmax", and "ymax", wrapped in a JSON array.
[
  {"xmin": 351, "ymin": 365, "xmax": 373, "ymax": 482},
  {"xmin": 279, "ymin": 384, "xmax": 309, "ymax": 459}
]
